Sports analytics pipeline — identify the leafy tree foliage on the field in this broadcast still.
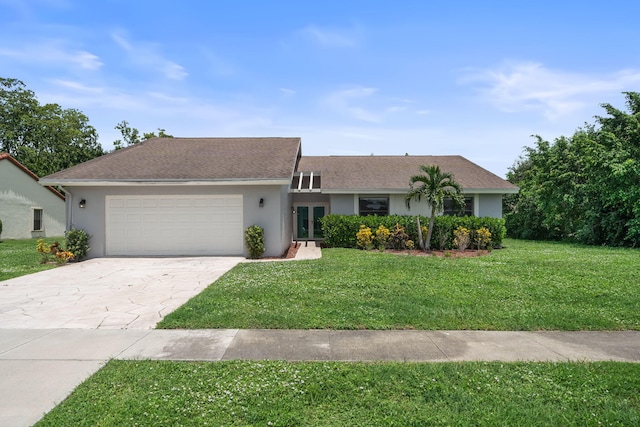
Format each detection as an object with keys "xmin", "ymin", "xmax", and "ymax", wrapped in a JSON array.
[
  {"xmin": 0, "ymin": 78, "xmax": 104, "ymax": 177},
  {"xmin": 505, "ymin": 92, "xmax": 640, "ymax": 247},
  {"xmin": 405, "ymin": 165, "xmax": 464, "ymax": 250},
  {"xmin": 113, "ymin": 120, "xmax": 173, "ymax": 150}
]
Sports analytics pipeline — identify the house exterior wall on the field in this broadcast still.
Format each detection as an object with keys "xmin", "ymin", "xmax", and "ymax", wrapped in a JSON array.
[
  {"xmin": 0, "ymin": 160, "xmax": 65, "ymax": 239},
  {"xmin": 279, "ymin": 185, "xmax": 294, "ymax": 256},
  {"xmin": 390, "ymin": 194, "xmax": 431, "ymax": 216},
  {"xmin": 328, "ymin": 194, "xmax": 354, "ymax": 215},
  {"xmin": 65, "ymin": 184, "xmax": 290, "ymax": 258},
  {"xmin": 477, "ymin": 193, "xmax": 503, "ymax": 218}
]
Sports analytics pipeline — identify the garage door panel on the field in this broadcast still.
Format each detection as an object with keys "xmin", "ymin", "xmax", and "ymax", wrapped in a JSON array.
[{"xmin": 106, "ymin": 195, "xmax": 243, "ymax": 256}]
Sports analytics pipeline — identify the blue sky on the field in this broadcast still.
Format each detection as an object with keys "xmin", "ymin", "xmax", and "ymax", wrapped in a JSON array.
[{"xmin": 2, "ymin": 0, "xmax": 639, "ymax": 177}]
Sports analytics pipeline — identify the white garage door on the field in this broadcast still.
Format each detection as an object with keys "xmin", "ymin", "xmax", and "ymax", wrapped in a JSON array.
[{"xmin": 105, "ymin": 195, "xmax": 243, "ymax": 256}]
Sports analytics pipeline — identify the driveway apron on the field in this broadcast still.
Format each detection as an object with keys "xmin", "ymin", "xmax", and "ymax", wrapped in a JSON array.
[{"xmin": 0, "ymin": 257, "xmax": 243, "ymax": 329}]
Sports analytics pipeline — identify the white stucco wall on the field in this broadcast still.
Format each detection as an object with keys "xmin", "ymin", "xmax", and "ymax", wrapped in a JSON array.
[
  {"xmin": 65, "ymin": 184, "xmax": 291, "ymax": 258},
  {"xmin": 477, "ymin": 193, "xmax": 503, "ymax": 218},
  {"xmin": 0, "ymin": 160, "xmax": 65, "ymax": 239},
  {"xmin": 328, "ymin": 194, "xmax": 354, "ymax": 215}
]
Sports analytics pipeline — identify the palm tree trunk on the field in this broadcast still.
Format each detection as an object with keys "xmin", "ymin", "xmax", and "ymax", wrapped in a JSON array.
[
  {"xmin": 425, "ymin": 207, "xmax": 436, "ymax": 251},
  {"xmin": 416, "ymin": 216, "xmax": 424, "ymax": 250}
]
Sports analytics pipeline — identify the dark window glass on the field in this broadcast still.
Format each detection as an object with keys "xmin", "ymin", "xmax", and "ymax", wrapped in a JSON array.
[
  {"xmin": 33, "ymin": 208, "xmax": 43, "ymax": 231},
  {"xmin": 359, "ymin": 197, "xmax": 389, "ymax": 216},
  {"xmin": 443, "ymin": 197, "xmax": 473, "ymax": 216}
]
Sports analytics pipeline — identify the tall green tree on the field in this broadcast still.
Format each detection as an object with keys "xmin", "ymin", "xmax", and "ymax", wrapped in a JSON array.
[
  {"xmin": 405, "ymin": 165, "xmax": 464, "ymax": 251},
  {"xmin": 113, "ymin": 120, "xmax": 173, "ymax": 150},
  {"xmin": 0, "ymin": 78, "xmax": 103, "ymax": 177},
  {"xmin": 506, "ymin": 92, "xmax": 640, "ymax": 247}
]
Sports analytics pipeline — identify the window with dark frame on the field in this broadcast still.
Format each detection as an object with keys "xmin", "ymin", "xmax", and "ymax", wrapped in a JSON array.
[
  {"xmin": 33, "ymin": 208, "xmax": 43, "ymax": 231},
  {"xmin": 443, "ymin": 197, "xmax": 473, "ymax": 216},
  {"xmin": 359, "ymin": 197, "xmax": 389, "ymax": 216}
]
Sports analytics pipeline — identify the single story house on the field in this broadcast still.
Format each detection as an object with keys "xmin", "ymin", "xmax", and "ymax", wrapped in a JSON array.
[
  {"xmin": 0, "ymin": 153, "xmax": 66, "ymax": 239},
  {"xmin": 39, "ymin": 137, "xmax": 518, "ymax": 258}
]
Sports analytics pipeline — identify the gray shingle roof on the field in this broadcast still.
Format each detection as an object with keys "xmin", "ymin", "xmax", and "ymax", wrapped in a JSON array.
[
  {"xmin": 42, "ymin": 137, "xmax": 301, "ymax": 182},
  {"xmin": 297, "ymin": 156, "xmax": 518, "ymax": 192}
]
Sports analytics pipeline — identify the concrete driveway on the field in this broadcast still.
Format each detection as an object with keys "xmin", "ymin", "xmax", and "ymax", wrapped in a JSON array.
[{"xmin": 0, "ymin": 257, "xmax": 243, "ymax": 329}]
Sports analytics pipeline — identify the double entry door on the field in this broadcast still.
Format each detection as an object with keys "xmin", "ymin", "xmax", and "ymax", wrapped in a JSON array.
[{"xmin": 294, "ymin": 204, "xmax": 326, "ymax": 240}]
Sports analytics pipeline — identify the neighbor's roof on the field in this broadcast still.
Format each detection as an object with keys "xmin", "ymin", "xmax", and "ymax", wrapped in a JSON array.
[
  {"xmin": 297, "ymin": 155, "xmax": 518, "ymax": 193},
  {"xmin": 0, "ymin": 152, "xmax": 65, "ymax": 200},
  {"xmin": 40, "ymin": 137, "xmax": 302, "ymax": 184}
]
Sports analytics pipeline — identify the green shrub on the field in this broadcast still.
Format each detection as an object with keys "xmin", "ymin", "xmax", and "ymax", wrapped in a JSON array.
[
  {"xmin": 320, "ymin": 214, "xmax": 506, "ymax": 249},
  {"xmin": 245, "ymin": 225, "xmax": 265, "ymax": 259},
  {"xmin": 65, "ymin": 228, "xmax": 90, "ymax": 260}
]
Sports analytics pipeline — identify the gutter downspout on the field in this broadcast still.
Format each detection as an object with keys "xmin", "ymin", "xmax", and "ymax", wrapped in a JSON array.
[{"xmin": 60, "ymin": 186, "xmax": 73, "ymax": 231}]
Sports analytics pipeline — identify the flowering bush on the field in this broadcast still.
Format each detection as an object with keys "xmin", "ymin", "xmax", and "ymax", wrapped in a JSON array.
[
  {"xmin": 475, "ymin": 227, "xmax": 492, "ymax": 249},
  {"xmin": 356, "ymin": 225, "xmax": 374, "ymax": 250},
  {"xmin": 55, "ymin": 251, "xmax": 75, "ymax": 265},
  {"xmin": 374, "ymin": 225, "xmax": 390, "ymax": 250},
  {"xmin": 453, "ymin": 226, "xmax": 471, "ymax": 251},
  {"xmin": 37, "ymin": 238, "xmax": 80, "ymax": 264},
  {"xmin": 36, "ymin": 239, "xmax": 52, "ymax": 264}
]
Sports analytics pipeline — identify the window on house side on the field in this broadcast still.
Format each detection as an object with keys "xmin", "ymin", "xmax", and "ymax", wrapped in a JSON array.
[
  {"xmin": 33, "ymin": 208, "xmax": 43, "ymax": 231},
  {"xmin": 359, "ymin": 197, "xmax": 389, "ymax": 216},
  {"xmin": 443, "ymin": 197, "xmax": 474, "ymax": 216}
]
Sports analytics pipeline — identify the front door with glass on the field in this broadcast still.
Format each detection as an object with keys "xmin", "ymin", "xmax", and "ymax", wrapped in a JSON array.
[{"xmin": 295, "ymin": 205, "xmax": 326, "ymax": 240}]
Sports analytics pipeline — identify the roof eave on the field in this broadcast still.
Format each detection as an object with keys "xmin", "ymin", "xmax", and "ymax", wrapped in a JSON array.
[
  {"xmin": 320, "ymin": 187, "xmax": 519, "ymax": 194},
  {"xmin": 38, "ymin": 178, "xmax": 291, "ymax": 187}
]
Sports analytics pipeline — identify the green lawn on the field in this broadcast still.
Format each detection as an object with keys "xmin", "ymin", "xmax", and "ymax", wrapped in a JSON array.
[
  {"xmin": 0, "ymin": 237, "xmax": 63, "ymax": 281},
  {"xmin": 35, "ymin": 360, "xmax": 640, "ymax": 426},
  {"xmin": 159, "ymin": 239, "xmax": 640, "ymax": 330}
]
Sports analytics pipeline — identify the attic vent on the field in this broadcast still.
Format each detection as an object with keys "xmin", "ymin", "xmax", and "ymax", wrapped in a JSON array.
[{"xmin": 290, "ymin": 171, "xmax": 321, "ymax": 192}]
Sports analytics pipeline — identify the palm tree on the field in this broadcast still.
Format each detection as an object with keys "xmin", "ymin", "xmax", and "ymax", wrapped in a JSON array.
[{"xmin": 405, "ymin": 165, "xmax": 464, "ymax": 251}]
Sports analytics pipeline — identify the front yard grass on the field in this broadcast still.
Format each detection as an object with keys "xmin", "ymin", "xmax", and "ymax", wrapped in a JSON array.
[
  {"xmin": 35, "ymin": 360, "xmax": 640, "ymax": 426},
  {"xmin": 0, "ymin": 237, "xmax": 63, "ymax": 281},
  {"xmin": 159, "ymin": 239, "xmax": 640, "ymax": 330}
]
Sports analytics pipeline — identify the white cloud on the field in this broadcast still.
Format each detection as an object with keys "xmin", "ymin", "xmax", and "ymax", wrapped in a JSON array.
[
  {"xmin": 301, "ymin": 25, "xmax": 360, "ymax": 48},
  {"xmin": 461, "ymin": 62, "xmax": 640, "ymax": 119},
  {"xmin": 280, "ymin": 88, "xmax": 296, "ymax": 97},
  {"xmin": 50, "ymin": 79, "xmax": 104, "ymax": 93},
  {"xmin": 111, "ymin": 31, "xmax": 188, "ymax": 80},
  {"xmin": 0, "ymin": 41, "xmax": 102, "ymax": 70},
  {"xmin": 324, "ymin": 86, "xmax": 381, "ymax": 122}
]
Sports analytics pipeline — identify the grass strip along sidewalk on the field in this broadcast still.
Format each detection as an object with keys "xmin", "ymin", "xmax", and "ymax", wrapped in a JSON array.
[
  {"xmin": 36, "ymin": 360, "xmax": 640, "ymax": 426},
  {"xmin": 159, "ymin": 239, "xmax": 640, "ymax": 331}
]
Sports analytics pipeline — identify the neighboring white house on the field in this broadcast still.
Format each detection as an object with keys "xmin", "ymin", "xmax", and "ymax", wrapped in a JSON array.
[
  {"xmin": 39, "ymin": 137, "xmax": 518, "ymax": 258},
  {"xmin": 0, "ymin": 153, "xmax": 66, "ymax": 239}
]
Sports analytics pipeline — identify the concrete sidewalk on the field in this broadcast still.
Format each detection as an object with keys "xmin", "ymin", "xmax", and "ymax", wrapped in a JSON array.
[{"xmin": 1, "ymin": 328, "xmax": 639, "ymax": 426}]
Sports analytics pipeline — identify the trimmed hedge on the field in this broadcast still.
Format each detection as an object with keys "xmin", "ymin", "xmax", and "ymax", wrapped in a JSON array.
[{"xmin": 320, "ymin": 214, "xmax": 506, "ymax": 249}]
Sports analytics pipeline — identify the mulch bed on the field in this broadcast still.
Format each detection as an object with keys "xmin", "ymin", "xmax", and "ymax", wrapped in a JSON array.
[
  {"xmin": 262, "ymin": 244, "xmax": 489, "ymax": 260},
  {"xmin": 382, "ymin": 248, "xmax": 490, "ymax": 258}
]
